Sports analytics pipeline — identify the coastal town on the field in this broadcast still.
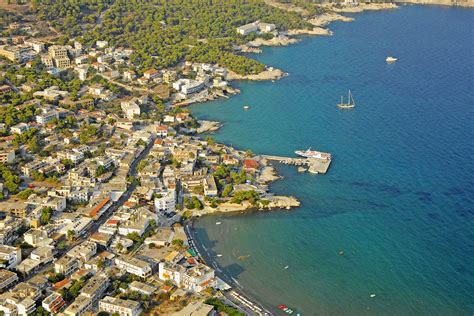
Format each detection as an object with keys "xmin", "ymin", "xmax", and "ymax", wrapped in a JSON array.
[{"xmin": 0, "ymin": 0, "xmax": 421, "ymax": 315}]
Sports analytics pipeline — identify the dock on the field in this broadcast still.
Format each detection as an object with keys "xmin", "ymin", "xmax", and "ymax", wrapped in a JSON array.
[{"xmin": 263, "ymin": 155, "xmax": 331, "ymax": 174}]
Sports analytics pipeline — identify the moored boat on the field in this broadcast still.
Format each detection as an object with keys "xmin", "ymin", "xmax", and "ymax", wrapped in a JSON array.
[
  {"xmin": 337, "ymin": 90, "xmax": 355, "ymax": 109},
  {"xmin": 386, "ymin": 56, "xmax": 398, "ymax": 63},
  {"xmin": 295, "ymin": 148, "xmax": 332, "ymax": 160}
]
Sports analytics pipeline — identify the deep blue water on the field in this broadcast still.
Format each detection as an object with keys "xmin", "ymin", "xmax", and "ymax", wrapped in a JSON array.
[{"xmin": 190, "ymin": 6, "xmax": 474, "ymax": 315}]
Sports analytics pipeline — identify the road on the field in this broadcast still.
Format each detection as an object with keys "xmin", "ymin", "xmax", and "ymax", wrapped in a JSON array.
[{"xmin": 88, "ymin": 137, "xmax": 155, "ymax": 233}]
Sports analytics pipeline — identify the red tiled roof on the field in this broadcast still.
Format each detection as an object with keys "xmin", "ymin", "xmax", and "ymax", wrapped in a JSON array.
[
  {"xmin": 123, "ymin": 201, "xmax": 135, "ymax": 208},
  {"xmin": 89, "ymin": 197, "xmax": 110, "ymax": 218},
  {"xmin": 156, "ymin": 125, "xmax": 168, "ymax": 131},
  {"xmin": 90, "ymin": 232, "xmax": 107, "ymax": 241},
  {"xmin": 1, "ymin": 136, "xmax": 14, "ymax": 142},
  {"xmin": 106, "ymin": 219, "xmax": 119, "ymax": 225},
  {"xmin": 243, "ymin": 159, "xmax": 258, "ymax": 169},
  {"xmin": 144, "ymin": 69, "xmax": 158, "ymax": 75},
  {"xmin": 52, "ymin": 278, "xmax": 71, "ymax": 291},
  {"xmin": 161, "ymin": 285, "xmax": 173, "ymax": 292}
]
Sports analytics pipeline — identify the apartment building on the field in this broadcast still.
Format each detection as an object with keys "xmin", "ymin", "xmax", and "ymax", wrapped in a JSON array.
[
  {"xmin": 114, "ymin": 256, "xmax": 152, "ymax": 278},
  {"xmin": 99, "ymin": 296, "xmax": 142, "ymax": 316}
]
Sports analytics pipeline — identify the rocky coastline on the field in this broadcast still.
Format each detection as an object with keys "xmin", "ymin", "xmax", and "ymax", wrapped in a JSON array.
[
  {"xmin": 227, "ymin": 67, "xmax": 288, "ymax": 81},
  {"xmin": 185, "ymin": 4, "xmax": 402, "ymax": 218}
]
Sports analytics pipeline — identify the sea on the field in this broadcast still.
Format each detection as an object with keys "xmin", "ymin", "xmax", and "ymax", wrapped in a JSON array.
[{"xmin": 189, "ymin": 5, "xmax": 474, "ymax": 315}]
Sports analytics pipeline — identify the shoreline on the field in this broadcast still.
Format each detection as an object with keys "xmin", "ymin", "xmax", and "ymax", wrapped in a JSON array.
[
  {"xmin": 184, "ymin": 3, "xmax": 395, "ymax": 313},
  {"xmin": 184, "ymin": 220, "xmax": 275, "ymax": 315}
]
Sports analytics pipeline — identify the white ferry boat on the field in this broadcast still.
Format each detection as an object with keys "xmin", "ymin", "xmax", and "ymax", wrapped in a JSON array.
[
  {"xmin": 295, "ymin": 148, "xmax": 332, "ymax": 160},
  {"xmin": 386, "ymin": 56, "xmax": 398, "ymax": 63}
]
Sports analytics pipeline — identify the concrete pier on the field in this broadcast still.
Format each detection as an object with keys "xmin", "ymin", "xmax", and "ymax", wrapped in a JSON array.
[{"xmin": 263, "ymin": 155, "xmax": 331, "ymax": 174}]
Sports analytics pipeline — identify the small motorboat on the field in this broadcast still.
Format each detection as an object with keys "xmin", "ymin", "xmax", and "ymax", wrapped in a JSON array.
[
  {"xmin": 370, "ymin": 294, "xmax": 376, "ymax": 298},
  {"xmin": 216, "ymin": 222, "xmax": 222, "ymax": 225},
  {"xmin": 217, "ymin": 254, "xmax": 223, "ymax": 257},
  {"xmin": 243, "ymin": 105, "xmax": 250, "ymax": 110},
  {"xmin": 284, "ymin": 265, "xmax": 289, "ymax": 270},
  {"xmin": 386, "ymin": 56, "xmax": 398, "ymax": 63},
  {"xmin": 278, "ymin": 304, "xmax": 294, "ymax": 314}
]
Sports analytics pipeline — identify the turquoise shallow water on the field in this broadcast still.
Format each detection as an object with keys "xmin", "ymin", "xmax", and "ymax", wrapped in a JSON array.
[{"xmin": 190, "ymin": 6, "xmax": 474, "ymax": 315}]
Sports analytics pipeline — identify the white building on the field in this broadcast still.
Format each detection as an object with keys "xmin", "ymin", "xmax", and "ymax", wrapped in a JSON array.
[
  {"xmin": 145, "ymin": 228, "xmax": 174, "ymax": 247},
  {"xmin": 154, "ymin": 190, "xmax": 176, "ymax": 214},
  {"xmin": 0, "ymin": 245, "xmax": 21, "ymax": 269},
  {"xmin": 258, "ymin": 22, "xmax": 276, "ymax": 32},
  {"xmin": 10, "ymin": 122, "xmax": 30, "ymax": 134},
  {"xmin": 42, "ymin": 292, "xmax": 66, "ymax": 314},
  {"xmin": 63, "ymin": 294, "xmax": 92, "ymax": 316},
  {"xmin": 172, "ymin": 79, "xmax": 205, "ymax": 96},
  {"xmin": 75, "ymin": 65, "xmax": 89, "ymax": 81},
  {"xmin": 54, "ymin": 256, "xmax": 79, "ymax": 276},
  {"xmin": 236, "ymin": 22, "xmax": 258, "ymax": 35},
  {"xmin": 182, "ymin": 263, "xmax": 215, "ymax": 292},
  {"xmin": 158, "ymin": 262, "xmax": 185, "ymax": 285},
  {"xmin": 74, "ymin": 55, "xmax": 89, "ymax": 65},
  {"xmin": 99, "ymin": 296, "xmax": 142, "ymax": 316},
  {"xmin": 0, "ymin": 269, "xmax": 18, "ymax": 292},
  {"xmin": 96, "ymin": 40, "xmax": 109, "ymax": 49},
  {"xmin": 23, "ymin": 230, "xmax": 53, "ymax": 247},
  {"xmin": 67, "ymin": 241, "xmax": 97, "ymax": 262},
  {"xmin": 0, "ymin": 145, "xmax": 15, "ymax": 164},
  {"xmin": 59, "ymin": 217, "xmax": 93, "ymax": 237},
  {"xmin": 118, "ymin": 208, "xmax": 157, "ymax": 237},
  {"xmin": 236, "ymin": 21, "xmax": 276, "ymax": 35},
  {"xmin": 121, "ymin": 98, "xmax": 141, "ymax": 119},
  {"xmin": 114, "ymin": 256, "xmax": 152, "ymax": 278}
]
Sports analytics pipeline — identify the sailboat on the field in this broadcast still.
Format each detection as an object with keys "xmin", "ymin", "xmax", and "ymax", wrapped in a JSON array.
[{"xmin": 337, "ymin": 90, "xmax": 355, "ymax": 109}]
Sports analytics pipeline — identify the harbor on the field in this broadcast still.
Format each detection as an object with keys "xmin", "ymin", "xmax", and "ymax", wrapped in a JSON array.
[{"xmin": 263, "ymin": 155, "xmax": 332, "ymax": 174}]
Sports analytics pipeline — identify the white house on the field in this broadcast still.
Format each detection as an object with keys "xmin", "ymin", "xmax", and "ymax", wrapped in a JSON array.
[
  {"xmin": 114, "ymin": 256, "xmax": 152, "ymax": 278},
  {"xmin": 0, "ymin": 245, "xmax": 21, "ymax": 269},
  {"xmin": 121, "ymin": 98, "xmax": 141, "ymax": 119},
  {"xmin": 154, "ymin": 190, "xmax": 176, "ymax": 214},
  {"xmin": 236, "ymin": 22, "xmax": 258, "ymax": 35}
]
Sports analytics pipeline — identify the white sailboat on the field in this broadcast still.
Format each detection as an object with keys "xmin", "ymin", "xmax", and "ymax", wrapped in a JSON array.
[{"xmin": 337, "ymin": 90, "xmax": 355, "ymax": 109}]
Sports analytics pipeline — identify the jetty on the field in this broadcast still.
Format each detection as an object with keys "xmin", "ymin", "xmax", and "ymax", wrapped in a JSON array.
[{"xmin": 263, "ymin": 155, "xmax": 331, "ymax": 174}]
